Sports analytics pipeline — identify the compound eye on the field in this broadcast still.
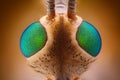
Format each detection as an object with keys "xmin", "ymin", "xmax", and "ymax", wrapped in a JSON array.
[
  {"xmin": 76, "ymin": 21, "xmax": 102, "ymax": 57},
  {"xmin": 20, "ymin": 21, "xmax": 47, "ymax": 58}
]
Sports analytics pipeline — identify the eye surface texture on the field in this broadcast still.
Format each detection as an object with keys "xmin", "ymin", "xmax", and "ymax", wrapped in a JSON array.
[
  {"xmin": 20, "ymin": 21, "xmax": 47, "ymax": 58},
  {"xmin": 76, "ymin": 21, "xmax": 102, "ymax": 57}
]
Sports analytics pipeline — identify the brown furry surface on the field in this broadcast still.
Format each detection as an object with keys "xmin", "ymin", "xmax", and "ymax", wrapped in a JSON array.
[{"xmin": 28, "ymin": 15, "xmax": 94, "ymax": 80}]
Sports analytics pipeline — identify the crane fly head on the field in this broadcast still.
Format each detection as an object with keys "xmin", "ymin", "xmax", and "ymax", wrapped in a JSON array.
[
  {"xmin": 20, "ymin": 14, "xmax": 101, "ymax": 80},
  {"xmin": 20, "ymin": 0, "xmax": 102, "ymax": 80}
]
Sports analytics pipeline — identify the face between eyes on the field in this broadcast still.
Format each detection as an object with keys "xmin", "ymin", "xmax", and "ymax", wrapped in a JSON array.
[{"xmin": 20, "ymin": 14, "xmax": 101, "ymax": 80}]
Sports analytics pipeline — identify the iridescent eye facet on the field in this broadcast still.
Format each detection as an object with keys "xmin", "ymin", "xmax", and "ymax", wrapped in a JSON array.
[
  {"xmin": 20, "ymin": 21, "xmax": 47, "ymax": 58},
  {"xmin": 76, "ymin": 21, "xmax": 102, "ymax": 57}
]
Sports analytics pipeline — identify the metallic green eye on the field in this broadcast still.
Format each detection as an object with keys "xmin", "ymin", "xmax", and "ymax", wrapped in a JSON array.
[
  {"xmin": 20, "ymin": 21, "xmax": 47, "ymax": 58},
  {"xmin": 76, "ymin": 21, "xmax": 102, "ymax": 57}
]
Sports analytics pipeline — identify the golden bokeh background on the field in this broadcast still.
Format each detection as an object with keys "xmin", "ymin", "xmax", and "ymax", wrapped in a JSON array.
[{"xmin": 0, "ymin": 0, "xmax": 120, "ymax": 80}]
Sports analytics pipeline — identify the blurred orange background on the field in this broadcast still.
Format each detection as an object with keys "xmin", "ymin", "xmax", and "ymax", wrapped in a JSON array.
[{"xmin": 0, "ymin": 0, "xmax": 120, "ymax": 80}]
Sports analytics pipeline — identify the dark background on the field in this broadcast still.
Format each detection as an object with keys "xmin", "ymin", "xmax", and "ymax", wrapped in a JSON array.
[{"xmin": 0, "ymin": 0, "xmax": 120, "ymax": 80}]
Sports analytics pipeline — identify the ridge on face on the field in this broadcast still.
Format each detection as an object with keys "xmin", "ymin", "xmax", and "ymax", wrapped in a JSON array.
[{"xmin": 27, "ymin": 14, "xmax": 95, "ymax": 80}]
